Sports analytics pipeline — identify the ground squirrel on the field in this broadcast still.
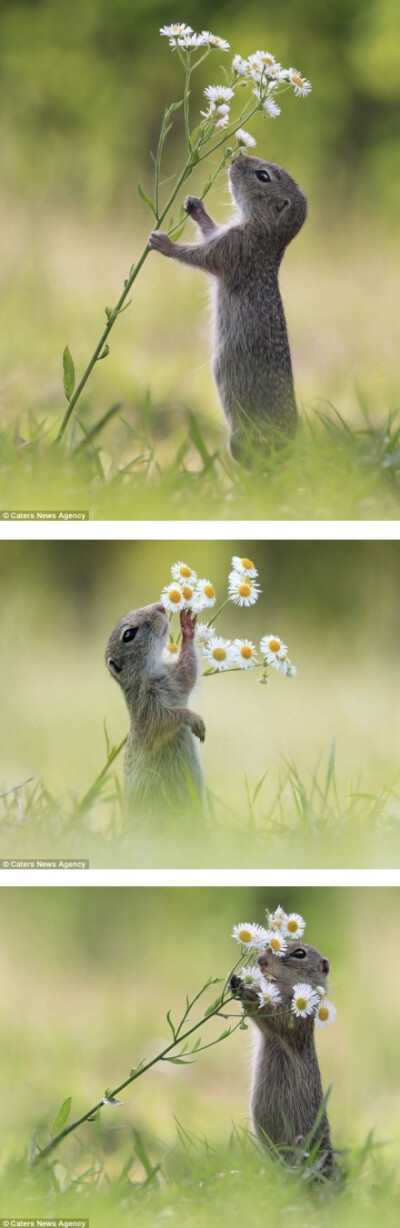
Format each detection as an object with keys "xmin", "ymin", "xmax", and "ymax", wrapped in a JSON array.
[
  {"xmin": 231, "ymin": 941, "xmax": 333, "ymax": 1175},
  {"xmin": 105, "ymin": 603, "xmax": 205, "ymax": 816},
  {"xmin": 149, "ymin": 153, "xmax": 307, "ymax": 463}
]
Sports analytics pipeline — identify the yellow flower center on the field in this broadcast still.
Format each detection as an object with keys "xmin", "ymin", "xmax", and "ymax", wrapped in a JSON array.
[
  {"xmin": 270, "ymin": 936, "xmax": 281, "ymax": 951},
  {"xmin": 166, "ymin": 643, "xmax": 178, "ymax": 655},
  {"xmin": 213, "ymin": 647, "xmax": 227, "ymax": 662},
  {"xmin": 319, "ymin": 1005, "xmax": 329, "ymax": 1021},
  {"xmin": 238, "ymin": 928, "xmax": 252, "ymax": 943},
  {"xmin": 268, "ymin": 638, "xmax": 281, "ymax": 653},
  {"xmin": 241, "ymin": 557, "xmax": 254, "ymax": 570},
  {"xmin": 293, "ymin": 75, "xmax": 304, "ymax": 88},
  {"xmin": 238, "ymin": 582, "xmax": 252, "ymax": 598},
  {"xmin": 179, "ymin": 566, "xmax": 192, "ymax": 578},
  {"xmin": 287, "ymin": 920, "xmax": 298, "ymax": 933},
  {"xmin": 204, "ymin": 584, "xmax": 215, "ymax": 598},
  {"xmin": 182, "ymin": 586, "xmax": 193, "ymax": 600},
  {"xmin": 169, "ymin": 588, "xmax": 183, "ymax": 604},
  {"xmin": 261, "ymin": 56, "xmax": 274, "ymax": 65},
  {"xmin": 296, "ymin": 997, "xmax": 307, "ymax": 1011},
  {"xmin": 241, "ymin": 646, "xmax": 253, "ymax": 659}
]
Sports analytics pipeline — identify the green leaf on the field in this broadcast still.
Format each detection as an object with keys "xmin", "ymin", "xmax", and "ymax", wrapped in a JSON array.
[
  {"xmin": 204, "ymin": 994, "xmax": 223, "ymax": 1017},
  {"xmin": 137, "ymin": 183, "xmax": 157, "ymax": 217},
  {"xmin": 52, "ymin": 1096, "xmax": 72, "ymax": 1135},
  {"xmin": 62, "ymin": 347, "xmax": 75, "ymax": 401}
]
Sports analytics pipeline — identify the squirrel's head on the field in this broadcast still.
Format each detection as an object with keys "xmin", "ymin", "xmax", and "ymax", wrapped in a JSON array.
[
  {"xmin": 258, "ymin": 941, "xmax": 330, "ymax": 1003},
  {"xmin": 106, "ymin": 603, "xmax": 169, "ymax": 688},
  {"xmin": 229, "ymin": 154, "xmax": 307, "ymax": 246}
]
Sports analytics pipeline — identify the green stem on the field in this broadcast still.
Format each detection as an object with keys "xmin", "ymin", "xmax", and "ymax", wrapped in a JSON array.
[
  {"xmin": 206, "ymin": 596, "xmax": 231, "ymax": 630},
  {"xmin": 55, "ymin": 155, "xmax": 195, "ymax": 444},
  {"xmin": 33, "ymin": 989, "xmax": 235, "ymax": 1165}
]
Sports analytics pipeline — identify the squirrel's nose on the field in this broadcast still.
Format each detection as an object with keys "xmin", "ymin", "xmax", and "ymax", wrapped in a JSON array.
[
  {"xmin": 258, "ymin": 953, "xmax": 270, "ymax": 970},
  {"xmin": 157, "ymin": 605, "xmax": 166, "ymax": 614}
]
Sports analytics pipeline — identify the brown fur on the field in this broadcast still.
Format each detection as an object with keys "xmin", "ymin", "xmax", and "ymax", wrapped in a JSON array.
[
  {"xmin": 149, "ymin": 154, "xmax": 307, "ymax": 463},
  {"xmin": 105, "ymin": 604, "xmax": 205, "ymax": 817},
  {"xmin": 231, "ymin": 940, "xmax": 333, "ymax": 1174}
]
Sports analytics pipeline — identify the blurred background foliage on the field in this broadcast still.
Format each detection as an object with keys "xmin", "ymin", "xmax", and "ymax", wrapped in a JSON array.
[
  {"xmin": 0, "ymin": 539, "xmax": 398, "ymax": 867},
  {"xmin": 1, "ymin": 887, "xmax": 399, "ymax": 1177},
  {"xmin": 1, "ymin": 0, "xmax": 400, "ymax": 216},
  {"xmin": 0, "ymin": 0, "xmax": 399, "ymax": 490}
]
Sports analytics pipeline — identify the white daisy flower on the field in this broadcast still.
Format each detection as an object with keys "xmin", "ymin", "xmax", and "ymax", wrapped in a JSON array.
[
  {"xmin": 232, "ymin": 54, "xmax": 249, "ymax": 76},
  {"xmin": 171, "ymin": 561, "xmax": 198, "ymax": 583},
  {"xmin": 266, "ymin": 930, "xmax": 287, "ymax": 957},
  {"xmin": 196, "ymin": 622, "xmax": 214, "ymax": 645},
  {"xmin": 264, "ymin": 96, "xmax": 281, "ymax": 119},
  {"xmin": 239, "ymin": 964, "xmax": 266, "ymax": 987},
  {"xmin": 176, "ymin": 33, "xmax": 206, "ymax": 49},
  {"xmin": 228, "ymin": 572, "xmax": 261, "ymax": 607},
  {"xmin": 201, "ymin": 32, "xmax": 230, "ymax": 51},
  {"xmin": 194, "ymin": 578, "xmax": 217, "ymax": 610},
  {"xmin": 292, "ymin": 983, "xmax": 319, "ymax": 1018},
  {"xmin": 287, "ymin": 68, "xmax": 312, "ymax": 97},
  {"xmin": 258, "ymin": 982, "xmax": 282, "ymax": 1007},
  {"xmin": 260, "ymin": 634, "xmax": 288, "ymax": 665},
  {"xmin": 231, "ymin": 556, "xmax": 258, "ymax": 578},
  {"xmin": 160, "ymin": 583, "xmax": 185, "ymax": 612},
  {"xmin": 282, "ymin": 913, "xmax": 306, "ymax": 940},
  {"xmin": 315, "ymin": 1000, "xmax": 336, "ymax": 1028},
  {"xmin": 232, "ymin": 639, "xmax": 258, "ymax": 669},
  {"xmin": 232, "ymin": 922, "xmax": 270, "ymax": 949},
  {"xmin": 216, "ymin": 115, "xmax": 230, "ymax": 129},
  {"xmin": 203, "ymin": 636, "xmax": 235, "ymax": 670},
  {"xmin": 179, "ymin": 582, "xmax": 196, "ymax": 606},
  {"xmin": 255, "ymin": 50, "xmax": 277, "ymax": 69},
  {"xmin": 269, "ymin": 906, "xmax": 288, "ymax": 931},
  {"xmin": 162, "ymin": 641, "xmax": 180, "ymax": 664},
  {"xmin": 204, "ymin": 85, "xmax": 234, "ymax": 104},
  {"xmin": 160, "ymin": 24, "xmax": 193, "ymax": 39},
  {"xmin": 236, "ymin": 129, "xmax": 257, "ymax": 148}
]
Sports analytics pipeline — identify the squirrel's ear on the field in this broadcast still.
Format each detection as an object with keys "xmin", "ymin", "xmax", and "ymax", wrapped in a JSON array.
[
  {"xmin": 108, "ymin": 656, "xmax": 122, "ymax": 676},
  {"xmin": 275, "ymin": 197, "xmax": 291, "ymax": 221}
]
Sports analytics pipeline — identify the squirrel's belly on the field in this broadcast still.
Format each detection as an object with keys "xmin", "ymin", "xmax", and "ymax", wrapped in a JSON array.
[{"xmin": 124, "ymin": 729, "xmax": 204, "ymax": 817}]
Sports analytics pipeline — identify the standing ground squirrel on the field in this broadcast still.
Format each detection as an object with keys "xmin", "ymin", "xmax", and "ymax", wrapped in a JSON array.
[
  {"xmin": 231, "ymin": 941, "xmax": 333, "ymax": 1175},
  {"xmin": 149, "ymin": 153, "xmax": 307, "ymax": 463},
  {"xmin": 106, "ymin": 603, "xmax": 205, "ymax": 816}
]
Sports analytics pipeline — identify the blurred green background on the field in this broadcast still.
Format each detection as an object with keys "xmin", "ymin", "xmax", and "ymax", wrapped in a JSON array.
[
  {"xmin": 1, "ymin": 0, "xmax": 399, "ymax": 458},
  {"xmin": 0, "ymin": 887, "xmax": 398, "ymax": 1208},
  {"xmin": 0, "ymin": 539, "xmax": 399, "ymax": 866}
]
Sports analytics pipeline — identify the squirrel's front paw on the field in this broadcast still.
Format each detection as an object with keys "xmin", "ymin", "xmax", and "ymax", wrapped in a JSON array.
[
  {"xmin": 149, "ymin": 230, "xmax": 174, "ymax": 256},
  {"xmin": 180, "ymin": 608, "xmax": 197, "ymax": 639},
  {"xmin": 190, "ymin": 713, "xmax": 206, "ymax": 743},
  {"xmin": 184, "ymin": 195, "xmax": 205, "ymax": 220}
]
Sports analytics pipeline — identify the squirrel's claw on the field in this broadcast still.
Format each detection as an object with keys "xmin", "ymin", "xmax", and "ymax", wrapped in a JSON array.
[
  {"xmin": 148, "ymin": 230, "xmax": 174, "ymax": 256},
  {"xmin": 190, "ymin": 714, "xmax": 206, "ymax": 743},
  {"xmin": 180, "ymin": 607, "xmax": 197, "ymax": 638},
  {"xmin": 184, "ymin": 195, "xmax": 206, "ymax": 220}
]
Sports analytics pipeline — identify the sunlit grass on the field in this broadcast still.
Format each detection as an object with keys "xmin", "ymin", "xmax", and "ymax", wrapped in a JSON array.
[
  {"xmin": 1, "ymin": 737, "xmax": 399, "ymax": 868},
  {"xmin": 1, "ymin": 200, "xmax": 399, "ymax": 519},
  {"xmin": 0, "ymin": 886, "xmax": 399, "ymax": 1225}
]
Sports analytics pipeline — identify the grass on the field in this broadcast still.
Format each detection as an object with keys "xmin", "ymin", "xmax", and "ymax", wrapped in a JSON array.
[
  {"xmin": 1, "ymin": 199, "xmax": 399, "ymax": 520},
  {"xmin": 1, "ymin": 738, "xmax": 399, "ymax": 868},
  {"xmin": 1, "ymin": 1124, "xmax": 398, "ymax": 1228},
  {"xmin": 1, "ymin": 399, "xmax": 400, "ymax": 521}
]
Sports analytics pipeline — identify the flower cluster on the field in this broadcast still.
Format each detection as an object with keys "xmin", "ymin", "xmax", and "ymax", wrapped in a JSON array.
[
  {"xmin": 160, "ymin": 24, "xmax": 311, "ymax": 152},
  {"xmin": 231, "ymin": 907, "xmax": 336, "ymax": 1028},
  {"xmin": 159, "ymin": 554, "xmax": 297, "ymax": 680}
]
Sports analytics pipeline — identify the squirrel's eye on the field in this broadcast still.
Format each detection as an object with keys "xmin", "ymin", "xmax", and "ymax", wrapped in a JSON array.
[
  {"xmin": 122, "ymin": 627, "xmax": 138, "ymax": 643},
  {"xmin": 292, "ymin": 948, "xmax": 306, "ymax": 958},
  {"xmin": 256, "ymin": 169, "xmax": 271, "ymax": 183}
]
